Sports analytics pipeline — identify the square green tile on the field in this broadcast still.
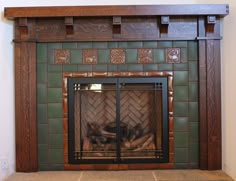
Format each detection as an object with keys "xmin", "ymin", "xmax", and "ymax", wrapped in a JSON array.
[
  {"xmin": 108, "ymin": 42, "xmax": 118, "ymax": 48},
  {"xmin": 78, "ymin": 65, "xmax": 92, "ymax": 72},
  {"xmin": 48, "ymin": 50, "xmax": 55, "ymax": 64},
  {"xmin": 48, "ymin": 103, "xmax": 63, "ymax": 119},
  {"xmin": 153, "ymin": 49, "xmax": 165, "ymax": 63},
  {"xmin": 118, "ymin": 64, "xmax": 128, "ymax": 71},
  {"xmin": 37, "ymin": 104, "xmax": 47, "ymax": 124},
  {"xmin": 174, "ymin": 86, "xmax": 188, "ymax": 101},
  {"xmin": 48, "ymin": 73, "xmax": 62, "ymax": 87},
  {"xmin": 174, "ymin": 148, "xmax": 188, "ymax": 163},
  {"xmin": 189, "ymin": 82, "xmax": 198, "ymax": 101},
  {"xmin": 190, "ymin": 143, "xmax": 199, "ymax": 162},
  {"xmin": 128, "ymin": 64, "xmax": 143, "ymax": 72},
  {"xmin": 63, "ymin": 65, "xmax": 78, "ymax": 72},
  {"xmin": 118, "ymin": 42, "xmax": 128, "ymax": 48},
  {"xmin": 108, "ymin": 65, "xmax": 118, "ymax": 72},
  {"xmin": 174, "ymin": 117, "xmax": 188, "ymax": 131},
  {"xmin": 174, "ymin": 163, "xmax": 189, "ymax": 169},
  {"xmin": 37, "ymin": 84, "xmax": 47, "ymax": 104},
  {"xmin": 48, "ymin": 88, "xmax": 62, "ymax": 103},
  {"xmin": 174, "ymin": 71, "xmax": 188, "ymax": 86},
  {"xmin": 174, "ymin": 102, "xmax": 188, "ymax": 117},
  {"xmin": 47, "ymin": 43, "xmax": 62, "ymax": 50},
  {"xmin": 143, "ymin": 64, "xmax": 158, "ymax": 71},
  {"xmin": 188, "ymin": 41, "xmax": 198, "ymax": 60},
  {"xmin": 49, "ymin": 134, "xmax": 63, "ymax": 149},
  {"xmin": 37, "ymin": 43, "xmax": 47, "ymax": 63},
  {"xmin": 189, "ymin": 61, "xmax": 198, "ymax": 81},
  {"xmin": 49, "ymin": 119, "xmax": 63, "ymax": 133},
  {"xmin": 158, "ymin": 64, "xmax": 173, "ymax": 71},
  {"xmin": 70, "ymin": 50, "xmax": 82, "ymax": 64},
  {"xmin": 127, "ymin": 41, "xmax": 143, "ymax": 48},
  {"xmin": 62, "ymin": 42, "xmax": 77, "ymax": 49},
  {"xmin": 180, "ymin": 48, "xmax": 188, "ymax": 63},
  {"xmin": 78, "ymin": 42, "xmax": 92, "ymax": 49},
  {"xmin": 98, "ymin": 49, "xmax": 110, "ymax": 64},
  {"xmin": 126, "ymin": 49, "xmax": 137, "ymax": 63},
  {"xmin": 38, "ymin": 144, "xmax": 48, "ymax": 164},
  {"xmin": 190, "ymin": 122, "xmax": 199, "ymax": 142},
  {"xmin": 143, "ymin": 41, "xmax": 157, "ymax": 48},
  {"xmin": 48, "ymin": 65, "xmax": 62, "ymax": 72},
  {"xmin": 157, "ymin": 41, "xmax": 172, "ymax": 48},
  {"xmin": 93, "ymin": 65, "xmax": 107, "ymax": 72},
  {"xmin": 189, "ymin": 102, "xmax": 199, "ymax": 122},
  {"xmin": 37, "ymin": 64, "xmax": 47, "ymax": 83},
  {"xmin": 48, "ymin": 164, "xmax": 64, "ymax": 171},
  {"xmin": 39, "ymin": 164, "xmax": 51, "ymax": 171},
  {"xmin": 173, "ymin": 41, "xmax": 188, "ymax": 48},
  {"xmin": 38, "ymin": 124, "xmax": 48, "ymax": 144},
  {"xmin": 93, "ymin": 42, "xmax": 108, "ymax": 48},
  {"xmin": 174, "ymin": 64, "xmax": 188, "ymax": 71},
  {"xmin": 174, "ymin": 132, "xmax": 189, "ymax": 147},
  {"xmin": 48, "ymin": 149, "xmax": 63, "ymax": 164}
]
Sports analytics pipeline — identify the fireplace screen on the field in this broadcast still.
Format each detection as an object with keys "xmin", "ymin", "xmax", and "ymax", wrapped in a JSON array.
[{"xmin": 68, "ymin": 77, "xmax": 168, "ymax": 164}]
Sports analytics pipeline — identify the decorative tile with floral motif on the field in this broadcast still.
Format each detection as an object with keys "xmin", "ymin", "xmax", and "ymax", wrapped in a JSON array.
[
  {"xmin": 54, "ymin": 49, "xmax": 70, "ymax": 64},
  {"xmin": 166, "ymin": 48, "xmax": 181, "ymax": 63},
  {"xmin": 138, "ymin": 49, "xmax": 153, "ymax": 64},
  {"xmin": 83, "ymin": 49, "xmax": 98, "ymax": 64}
]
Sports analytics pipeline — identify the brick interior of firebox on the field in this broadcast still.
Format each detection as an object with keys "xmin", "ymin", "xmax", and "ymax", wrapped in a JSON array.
[{"xmin": 36, "ymin": 41, "xmax": 199, "ymax": 170}]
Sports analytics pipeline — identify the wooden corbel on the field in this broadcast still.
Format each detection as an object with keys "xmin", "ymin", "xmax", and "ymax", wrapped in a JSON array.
[
  {"xmin": 19, "ymin": 18, "xmax": 28, "ymax": 37},
  {"xmin": 160, "ymin": 16, "xmax": 169, "ymax": 34},
  {"xmin": 65, "ymin": 17, "xmax": 74, "ymax": 35},
  {"xmin": 206, "ymin": 15, "xmax": 216, "ymax": 33},
  {"xmin": 112, "ymin": 16, "xmax": 121, "ymax": 37}
]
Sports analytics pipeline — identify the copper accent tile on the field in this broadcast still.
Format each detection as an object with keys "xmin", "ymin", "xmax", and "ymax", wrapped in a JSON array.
[
  {"xmin": 92, "ymin": 72, "xmax": 108, "ymax": 77},
  {"xmin": 72, "ymin": 72, "xmax": 88, "ymax": 77},
  {"xmin": 54, "ymin": 49, "xmax": 70, "ymax": 64},
  {"xmin": 83, "ymin": 49, "xmax": 97, "ymax": 64},
  {"xmin": 110, "ymin": 49, "xmax": 125, "ymax": 64},
  {"xmin": 169, "ymin": 117, "xmax": 174, "ymax": 132},
  {"xmin": 166, "ymin": 48, "xmax": 181, "ymax": 63},
  {"xmin": 138, "ymin": 49, "xmax": 153, "ymax": 64}
]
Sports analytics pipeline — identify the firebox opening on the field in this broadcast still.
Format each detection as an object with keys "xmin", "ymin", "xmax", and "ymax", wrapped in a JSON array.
[{"xmin": 68, "ymin": 77, "xmax": 168, "ymax": 164}]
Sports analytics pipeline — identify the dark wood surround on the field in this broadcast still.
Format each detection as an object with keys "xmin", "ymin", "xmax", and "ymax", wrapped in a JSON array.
[{"xmin": 4, "ymin": 5, "xmax": 228, "ymax": 172}]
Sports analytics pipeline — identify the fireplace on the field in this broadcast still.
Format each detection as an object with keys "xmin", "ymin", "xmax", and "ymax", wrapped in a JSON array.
[{"xmin": 4, "ymin": 4, "xmax": 229, "ymax": 171}]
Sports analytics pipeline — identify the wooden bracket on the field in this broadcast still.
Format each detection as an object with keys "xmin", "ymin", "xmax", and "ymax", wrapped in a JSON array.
[
  {"xmin": 65, "ymin": 17, "xmax": 74, "ymax": 35},
  {"xmin": 160, "ymin": 16, "xmax": 169, "ymax": 34},
  {"xmin": 206, "ymin": 16, "xmax": 216, "ymax": 33},
  {"xmin": 19, "ymin": 18, "xmax": 28, "ymax": 37},
  {"xmin": 112, "ymin": 16, "xmax": 121, "ymax": 36}
]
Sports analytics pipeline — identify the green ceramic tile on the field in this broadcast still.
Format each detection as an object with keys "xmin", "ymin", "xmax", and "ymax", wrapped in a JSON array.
[
  {"xmin": 189, "ymin": 82, "xmax": 198, "ymax": 101},
  {"xmin": 49, "ymin": 119, "xmax": 63, "ymax": 133},
  {"xmin": 188, "ymin": 41, "xmax": 198, "ymax": 60},
  {"xmin": 190, "ymin": 122, "xmax": 199, "ymax": 142},
  {"xmin": 143, "ymin": 64, "xmax": 158, "ymax": 71},
  {"xmin": 174, "ymin": 148, "xmax": 188, "ymax": 163},
  {"xmin": 153, "ymin": 49, "xmax": 165, "ymax": 63},
  {"xmin": 189, "ymin": 163, "xmax": 199, "ymax": 169},
  {"xmin": 48, "ymin": 88, "xmax": 62, "ymax": 103},
  {"xmin": 118, "ymin": 64, "xmax": 128, "ymax": 71},
  {"xmin": 62, "ymin": 42, "xmax": 77, "ymax": 49},
  {"xmin": 38, "ymin": 124, "xmax": 48, "ymax": 144},
  {"xmin": 63, "ymin": 65, "xmax": 78, "ymax": 72},
  {"xmin": 48, "ymin": 43, "xmax": 62, "ymax": 50},
  {"xmin": 157, "ymin": 41, "xmax": 172, "ymax": 48},
  {"xmin": 98, "ymin": 49, "xmax": 110, "ymax": 64},
  {"xmin": 190, "ymin": 143, "xmax": 199, "ymax": 162},
  {"xmin": 174, "ymin": 102, "xmax": 188, "ymax": 117},
  {"xmin": 38, "ymin": 144, "xmax": 48, "ymax": 164},
  {"xmin": 48, "ymin": 73, "xmax": 62, "ymax": 88},
  {"xmin": 48, "ymin": 50, "xmax": 55, "ymax": 64},
  {"xmin": 37, "ymin": 43, "xmax": 47, "ymax": 63},
  {"xmin": 70, "ymin": 50, "xmax": 82, "ymax": 64},
  {"xmin": 48, "ymin": 149, "xmax": 63, "ymax": 164},
  {"xmin": 49, "ymin": 134, "xmax": 63, "ymax": 149},
  {"xmin": 127, "ymin": 41, "xmax": 143, "ymax": 48},
  {"xmin": 174, "ymin": 86, "xmax": 188, "ymax": 101},
  {"xmin": 189, "ymin": 102, "xmax": 199, "ymax": 122},
  {"xmin": 93, "ymin": 42, "xmax": 108, "ymax": 48},
  {"xmin": 48, "ymin": 164, "xmax": 64, "ymax": 170},
  {"xmin": 37, "ymin": 64, "xmax": 47, "ymax": 83},
  {"xmin": 48, "ymin": 103, "xmax": 63, "ymax": 119},
  {"xmin": 108, "ymin": 42, "xmax": 118, "ymax": 48},
  {"xmin": 143, "ymin": 41, "xmax": 157, "ymax": 48},
  {"xmin": 174, "ymin": 117, "xmax": 188, "ymax": 131},
  {"xmin": 174, "ymin": 64, "xmax": 188, "ymax": 71},
  {"xmin": 108, "ymin": 65, "xmax": 118, "ymax": 72},
  {"xmin": 48, "ymin": 65, "xmax": 62, "ymax": 72},
  {"xmin": 37, "ymin": 104, "xmax": 47, "ymax": 124},
  {"xmin": 37, "ymin": 84, "xmax": 47, "ymax": 104},
  {"xmin": 128, "ymin": 64, "xmax": 143, "ymax": 72},
  {"xmin": 126, "ymin": 49, "xmax": 137, "ymax": 63},
  {"xmin": 175, "ymin": 132, "xmax": 189, "ymax": 147},
  {"xmin": 158, "ymin": 64, "xmax": 173, "ymax": 71},
  {"xmin": 180, "ymin": 48, "xmax": 188, "ymax": 63},
  {"xmin": 77, "ymin": 65, "xmax": 92, "ymax": 72},
  {"xmin": 189, "ymin": 61, "xmax": 198, "ymax": 81},
  {"xmin": 174, "ymin": 163, "xmax": 189, "ymax": 169},
  {"xmin": 118, "ymin": 42, "xmax": 128, "ymax": 48},
  {"xmin": 93, "ymin": 65, "xmax": 108, "ymax": 72},
  {"xmin": 174, "ymin": 71, "xmax": 188, "ymax": 86},
  {"xmin": 78, "ymin": 42, "xmax": 92, "ymax": 49},
  {"xmin": 173, "ymin": 41, "xmax": 188, "ymax": 48},
  {"xmin": 39, "ymin": 164, "xmax": 51, "ymax": 171}
]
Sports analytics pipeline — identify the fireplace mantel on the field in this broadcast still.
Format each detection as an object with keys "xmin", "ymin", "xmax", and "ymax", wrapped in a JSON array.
[{"xmin": 4, "ymin": 5, "xmax": 229, "ymax": 172}]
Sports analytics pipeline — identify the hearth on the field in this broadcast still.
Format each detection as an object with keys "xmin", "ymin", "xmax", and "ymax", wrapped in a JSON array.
[{"xmin": 68, "ymin": 77, "xmax": 168, "ymax": 164}]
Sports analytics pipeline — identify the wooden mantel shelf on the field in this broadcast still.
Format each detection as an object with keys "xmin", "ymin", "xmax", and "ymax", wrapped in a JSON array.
[{"xmin": 5, "ymin": 4, "xmax": 229, "ymax": 19}]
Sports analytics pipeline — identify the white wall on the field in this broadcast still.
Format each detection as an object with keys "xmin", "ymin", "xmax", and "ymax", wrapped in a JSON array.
[{"xmin": 0, "ymin": 0, "xmax": 235, "ymax": 180}]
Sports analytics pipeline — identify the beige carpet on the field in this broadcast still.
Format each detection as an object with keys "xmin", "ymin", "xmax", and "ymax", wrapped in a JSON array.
[{"xmin": 5, "ymin": 170, "xmax": 233, "ymax": 181}]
